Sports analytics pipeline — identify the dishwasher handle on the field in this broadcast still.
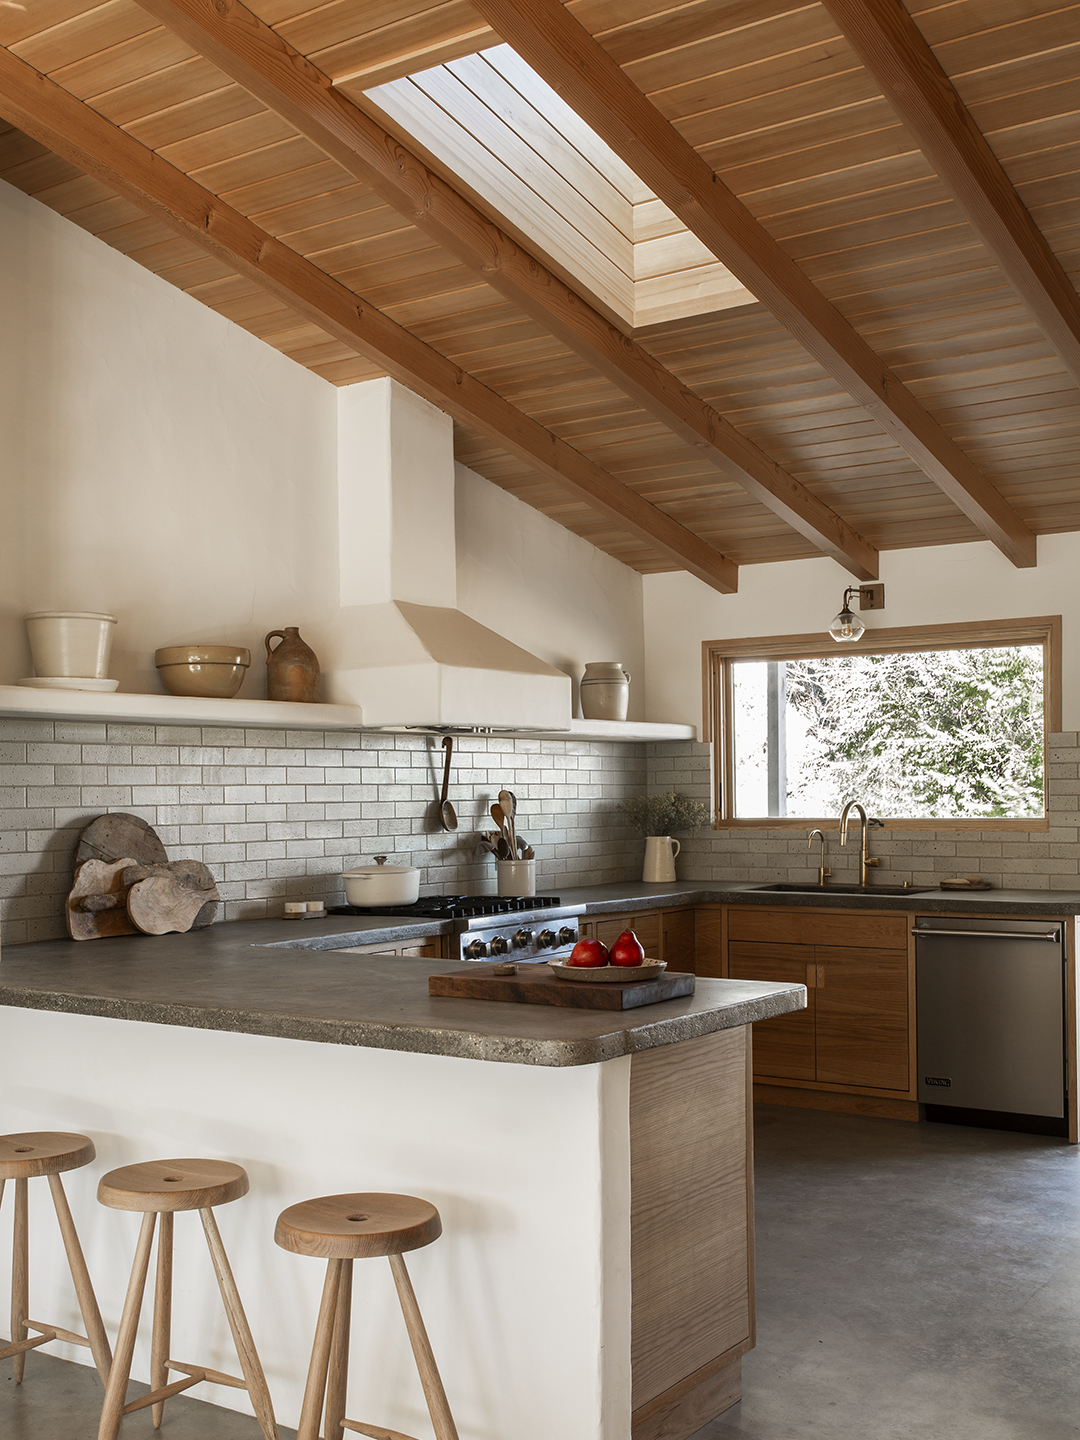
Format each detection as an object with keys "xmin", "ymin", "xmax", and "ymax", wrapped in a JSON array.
[{"xmin": 913, "ymin": 927, "xmax": 1061, "ymax": 942}]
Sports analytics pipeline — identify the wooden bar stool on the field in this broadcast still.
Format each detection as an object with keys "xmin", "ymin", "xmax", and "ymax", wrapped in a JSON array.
[
  {"xmin": 0, "ymin": 1131, "xmax": 112, "ymax": 1386},
  {"xmin": 95, "ymin": 1158, "xmax": 278, "ymax": 1440},
  {"xmin": 275, "ymin": 1193, "xmax": 459, "ymax": 1440}
]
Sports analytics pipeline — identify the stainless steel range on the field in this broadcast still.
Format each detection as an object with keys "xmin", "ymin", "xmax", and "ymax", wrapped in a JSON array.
[{"xmin": 327, "ymin": 894, "xmax": 583, "ymax": 963}]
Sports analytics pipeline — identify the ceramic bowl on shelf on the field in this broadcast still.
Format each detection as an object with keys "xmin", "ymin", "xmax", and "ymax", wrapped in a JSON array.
[{"xmin": 155, "ymin": 645, "xmax": 250, "ymax": 699}]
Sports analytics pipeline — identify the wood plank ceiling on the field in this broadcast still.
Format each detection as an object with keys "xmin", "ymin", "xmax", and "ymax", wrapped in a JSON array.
[{"xmin": 0, "ymin": 0, "xmax": 1077, "ymax": 587}]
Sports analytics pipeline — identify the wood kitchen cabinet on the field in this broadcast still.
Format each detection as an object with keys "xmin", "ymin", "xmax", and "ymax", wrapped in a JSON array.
[
  {"xmin": 579, "ymin": 908, "xmax": 695, "ymax": 972},
  {"xmin": 335, "ymin": 938, "xmax": 444, "ymax": 958},
  {"xmin": 724, "ymin": 906, "xmax": 915, "ymax": 1114}
]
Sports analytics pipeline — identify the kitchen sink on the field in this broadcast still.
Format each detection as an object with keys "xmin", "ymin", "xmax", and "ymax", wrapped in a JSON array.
[{"xmin": 755, "ymin": 883, "xmax": 937, "ymax": 896}]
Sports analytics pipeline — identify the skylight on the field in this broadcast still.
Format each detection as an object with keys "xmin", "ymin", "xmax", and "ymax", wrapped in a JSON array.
[{"xmin": 349, "ymin": 45, "xmax": 755, "ymax": 332}]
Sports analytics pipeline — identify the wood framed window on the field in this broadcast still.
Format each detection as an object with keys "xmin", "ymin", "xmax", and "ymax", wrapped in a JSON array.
[{"xmin": 703, "ymin": 617, "xmax": 1061, "ymax": 831}]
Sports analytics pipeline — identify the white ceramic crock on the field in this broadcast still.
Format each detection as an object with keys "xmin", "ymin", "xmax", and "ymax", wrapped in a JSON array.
[
  {"xmin": 342, "ymin": 858, "xmax": 421, "ymax": 907},
  {"xmin": 497, "ymin": 859, "xmax": 536, "ymax": 897},
  {"xmin": 642, "ymin": 835, "xmax": 681, "ymax": 883},
  {"xmin": 25, "ymin": 611, "xmax": 116, "ymax": 679},
  {"xmin": 579, "ymin": 662, "xmax": 631, "ymax": 722}
]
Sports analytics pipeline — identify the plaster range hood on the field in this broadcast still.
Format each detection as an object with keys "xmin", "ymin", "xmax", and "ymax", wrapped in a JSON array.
[{"xmin": 323, "ymin": 381, "xmax": 573, "ymax": 731}]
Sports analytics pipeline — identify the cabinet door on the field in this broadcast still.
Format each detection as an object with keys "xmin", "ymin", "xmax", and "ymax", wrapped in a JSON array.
[
  {"xmin": 815, "ymin": 946, "xmax": 908, "ymax": 1090},
  {"xmin": 660, "ymin": 908, "xmax": 695, "ymax": 973},
  {"xmin": 597, "ymin": 912, "xmax": 661, "ymax": 958},
  {"xmin": 728, "ymin": 942, "xmax": 815, "ymax": 1081}
]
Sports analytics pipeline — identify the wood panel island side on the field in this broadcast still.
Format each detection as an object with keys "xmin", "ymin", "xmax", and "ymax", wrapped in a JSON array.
[{"xmin": 0, "ymin": 923, "xmax": 804, "ymax": 1440}]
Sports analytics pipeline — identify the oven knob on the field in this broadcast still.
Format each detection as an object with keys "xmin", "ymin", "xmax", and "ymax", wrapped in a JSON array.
[
  {"xmin": 490, "ymin": 935, "xmax": 510, "ymax": 956},
  {"xmin": 536, "ymin": 929, "xmax": 556, "ymax": 949},
  {"xmin": 464, "ymin": 938, "xmax": 489, "ymax": 961},
  {"xmin": 513, "ymin": 929, "xmax": 534, "ymax": 949},
  {"xmin": 557, "ymin": 926, "xmax": 576, "ymax": 946}
]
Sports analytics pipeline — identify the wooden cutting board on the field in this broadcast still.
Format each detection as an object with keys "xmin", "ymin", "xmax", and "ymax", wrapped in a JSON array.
[{"xmin": 429, "ymin": 964, "xmax": 696, "ymax": 1010}]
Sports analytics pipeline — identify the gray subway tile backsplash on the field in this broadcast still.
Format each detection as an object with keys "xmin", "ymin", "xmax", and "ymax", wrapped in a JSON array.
[{"xmin": 2, "ymin": 727, "xmax": 1078, "ymax": 946}]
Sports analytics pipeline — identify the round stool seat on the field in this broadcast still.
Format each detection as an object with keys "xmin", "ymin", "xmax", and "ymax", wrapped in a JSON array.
[
  {"xmin": 0, "ymin": 1131, "xmax": 95, "ymax": 1180},
  {"xmin": 97, "ymin": 1158, "xmax": 249, "ymax": 1213},
  {"xmin": 275, "ymin": 1192, "xmax": 442, "ymax": 1259}
]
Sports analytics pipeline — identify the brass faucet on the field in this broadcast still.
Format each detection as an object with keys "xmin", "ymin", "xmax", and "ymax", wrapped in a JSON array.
[
  {"xmin": 807, "ymin": 829, "xmax": 831, "ymax": 887},
  {"xmin": 838, "ymin": 801, "xmax": 882, "ymax": 887}
]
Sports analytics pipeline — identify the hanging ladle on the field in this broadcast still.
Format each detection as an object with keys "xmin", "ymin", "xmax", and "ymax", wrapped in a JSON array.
[{"xmin": 438, "ymin": 736, "xmax": 458, "ymax": 831}]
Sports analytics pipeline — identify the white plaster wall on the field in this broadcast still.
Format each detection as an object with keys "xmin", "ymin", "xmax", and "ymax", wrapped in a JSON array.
[
  {"xmin": 0, "ymin": 185, "xmax": 646, "ymax": 711},
  {"xmin": 0, "ymin": 179, "xmax": 340, "ymax": 697},
  {"xmin": 643, "ymin": 535, "xmax": 1080, "ymax": 729},
  {"xmin": 455, "ymin": 463, "xmax": 646, "ymax": 719},
  {"xmin": 0, "ymin": 1007, "xmax": 632, "ymax": 1440}
]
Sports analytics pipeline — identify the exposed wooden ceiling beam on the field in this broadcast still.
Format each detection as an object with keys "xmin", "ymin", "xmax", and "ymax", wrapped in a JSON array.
[
  {"xmin": 133, "ymin": 0, "xmax": 878, "ymax": 580},
  {"xmin": 469, "ymin": 0, "xmax": 1039, "ymax": 571},
  {"xmin": 0, "ymin": 45, "xmax": 739, "ymax": 595},
  {"xmin": 819, "ymin": 0, "xmax": 1080, "ymax": 393}
]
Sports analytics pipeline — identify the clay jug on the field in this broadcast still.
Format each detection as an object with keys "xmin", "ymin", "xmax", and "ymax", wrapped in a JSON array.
[
  {"xmin": 265, "ymin": 628, "xmax": 321, "ymax": 703},
  {"xmin": 580, "ymin": 662, "xmax": 631, "ymax": 722}
]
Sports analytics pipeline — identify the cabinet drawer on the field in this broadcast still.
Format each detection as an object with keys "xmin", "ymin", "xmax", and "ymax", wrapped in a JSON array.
[{"xmin": 727, "ymin": 907, "xmax": 908, "ymax": 950}]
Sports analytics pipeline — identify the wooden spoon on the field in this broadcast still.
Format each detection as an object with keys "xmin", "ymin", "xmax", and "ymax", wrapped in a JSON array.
[
  {"xmin": 438, "ymin": 736, "xmax": 458, "ymax": 831},
  {"xmin": 498, "ymin": 789, "xmax": 517, "ymax": 856},
  {"xmin": 491, "ymin": 803, "xmax": 513, "ymax": 855}
]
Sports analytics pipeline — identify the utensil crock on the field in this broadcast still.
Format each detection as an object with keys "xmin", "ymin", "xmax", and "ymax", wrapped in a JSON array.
[{"xmin": 497, "ymin": 859, "xmax": 536, "ymax": 897}]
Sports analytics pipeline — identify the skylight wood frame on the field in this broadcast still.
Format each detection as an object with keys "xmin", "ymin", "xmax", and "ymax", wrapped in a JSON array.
[{"xmin": 703, "ymin": 616, "xmax": 1062, "ymax": 831}]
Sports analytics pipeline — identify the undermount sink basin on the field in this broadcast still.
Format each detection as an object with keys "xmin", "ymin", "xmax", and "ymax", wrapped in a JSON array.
[{"xmin": 755, "ymin": 883, "xmax": 937, "ymax": 896}]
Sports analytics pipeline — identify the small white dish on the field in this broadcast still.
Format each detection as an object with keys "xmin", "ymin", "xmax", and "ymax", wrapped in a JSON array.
[
  {"xmin": 549, "ymin": 959, "xmax": 666, "ymax": 983},
  {"xmin": 17, "ymin": 676, "xmax": 120, "ymax": 692}
]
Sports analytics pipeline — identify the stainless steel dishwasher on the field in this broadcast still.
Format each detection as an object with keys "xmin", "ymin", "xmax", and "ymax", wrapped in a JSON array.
[{"xmin": 914, "ymin": 915, "xmax": 1068, "ymax": 1137}]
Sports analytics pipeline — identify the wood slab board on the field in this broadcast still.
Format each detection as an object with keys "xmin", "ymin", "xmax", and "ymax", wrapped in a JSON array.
[
  {"xmin": 74, "ymin": 813, "xmax": 168, "ymax": 870},
  {"xmin": 429, "ymin": 964, "xmax": 696, "ymax": 1010}
]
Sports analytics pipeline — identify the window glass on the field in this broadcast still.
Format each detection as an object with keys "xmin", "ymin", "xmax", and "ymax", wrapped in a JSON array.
[{"xmin": 731, "ymin": 645, "xmax": 1044, "ymax": 821}]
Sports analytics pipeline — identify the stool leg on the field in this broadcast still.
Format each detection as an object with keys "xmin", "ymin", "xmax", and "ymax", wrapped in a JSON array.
[
  {"xmin": 98, "ymin": 1212, "xmax": 157, "ymax": 1440},
  {"xmin": 11, "ymin": 1178, "xmax": 29, "ymax": 1383},
  {"xmin": 199, "ymin": 1208, "xmax": 279, "ymax": 1440},
  {"xmin": 150, "ymin": 1211, "xmax": 173, "ymax": 1428},
  {"xmin": 324, "ymin": 1258, "xmax": 352, "ymax": 1440},
  {"xmin": 48, "ymin": 1172, "xmax": 113, "ymax": 1387},
  {"xmin": 298, "ymin": 1259, "xmax": 342, "ymax": 1440},
  {"xmin": 389, "ymin": 1254, "xmax": 460, "ymax": 1440}
]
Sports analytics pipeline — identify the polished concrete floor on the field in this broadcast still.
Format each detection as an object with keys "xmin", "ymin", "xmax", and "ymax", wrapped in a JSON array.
[
  {"xmin": 3, "ymin": 1106, "xmax": 1077, "ymax": 1439},
  {"xmin": 694, "ymin": 1105, "xmax": 1080, "ymax": 1440}
]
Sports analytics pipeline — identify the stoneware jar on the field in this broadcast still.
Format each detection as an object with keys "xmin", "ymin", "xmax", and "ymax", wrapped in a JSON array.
[
  {"xmin": 265, "ymin": 627, "xmax": 321, "ymax": 703},
  {"xmin": 497, "ymin": 859, "xmax": 536, "ymax": 897},
  {"xmin": 642, "ymin": 836, "xmax": 681, "ymax": 883},
  {"xmin": 579, "ymin": 662, "xmax": 631, "ymax": 722},
  {"xmin": 25, "ymin": 611, "xmax": 116, "ymax": 679}
]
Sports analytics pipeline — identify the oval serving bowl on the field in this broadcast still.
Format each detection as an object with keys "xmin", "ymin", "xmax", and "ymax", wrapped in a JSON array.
[{"xmin": 548, "ymin": 959, "xmax": 666, "ymax": 983}]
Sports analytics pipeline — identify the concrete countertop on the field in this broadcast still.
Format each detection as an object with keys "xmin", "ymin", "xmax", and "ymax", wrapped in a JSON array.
[
  {"xmin": 0, "ymin": 928, "xmax": 803, "ymax": 1067},
  {"xmin": 555, "ymin": 881, "xmax": 1080, "ymax": 918}
]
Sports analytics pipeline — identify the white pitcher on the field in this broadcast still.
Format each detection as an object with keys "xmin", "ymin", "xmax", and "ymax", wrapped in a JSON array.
[
  {"xmin": 580, "ymin": 662, "xmax": 631, "ymax": 722},
  {"xmin": 642, "ymin": 835, "xmax": 681, "ymax": 883}
]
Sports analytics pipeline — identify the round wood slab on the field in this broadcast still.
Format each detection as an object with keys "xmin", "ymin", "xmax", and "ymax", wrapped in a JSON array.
[{"xmin": 74, "ymin": 813, "xmax": 168, "ymax": 871}]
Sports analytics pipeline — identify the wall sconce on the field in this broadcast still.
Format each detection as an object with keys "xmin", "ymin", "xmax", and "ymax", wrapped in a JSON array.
[{"xmin": 828, "ymin": 584, "xmax": 885, "ymax": 643}]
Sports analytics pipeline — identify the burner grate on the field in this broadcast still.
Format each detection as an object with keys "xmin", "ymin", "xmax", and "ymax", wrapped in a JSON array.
[{"xmin": 326, "ymin": 895, "xmax": 563, "ymax": 920}]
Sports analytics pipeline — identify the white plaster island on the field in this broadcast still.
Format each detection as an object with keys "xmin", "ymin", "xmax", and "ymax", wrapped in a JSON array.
[{"xmin": 0, "ymin": 928, "xmax": 804, "ymax": 1440}]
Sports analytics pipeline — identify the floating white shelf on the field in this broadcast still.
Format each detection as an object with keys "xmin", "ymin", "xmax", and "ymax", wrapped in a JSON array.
[
  {"xmin": 0, "ymin": 687, "xmax": 699, "ymax": 742},
  {"xmin": 0, "ymin": 685, "xmax": 366, "ymax": 732},
  {"xmin": 505, "ymin": 718, "xmax": 700, "ymax": 743}
]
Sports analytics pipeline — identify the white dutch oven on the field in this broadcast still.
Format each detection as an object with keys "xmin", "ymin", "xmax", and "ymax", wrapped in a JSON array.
[{"xmin": 342, "ymin": 857, "xmax": 421, "ymax": 907}]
